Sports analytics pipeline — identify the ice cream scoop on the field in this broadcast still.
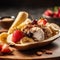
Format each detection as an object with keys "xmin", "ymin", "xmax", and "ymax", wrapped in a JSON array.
[{"xmin": 30, "ymin": 27, "xmax": 45, "ymax": 41}]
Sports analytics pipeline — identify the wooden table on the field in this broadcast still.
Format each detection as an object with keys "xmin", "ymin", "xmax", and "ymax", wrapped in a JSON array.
[
  {"xmin": 0, "ymin": 37, "xmax": 60, "ymax": 60},
  {"xmin": 0, "ymin": 5, "xmax": 60, "ymax": 60}
]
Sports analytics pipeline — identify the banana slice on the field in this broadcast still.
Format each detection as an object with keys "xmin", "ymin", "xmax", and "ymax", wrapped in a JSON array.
[
  {"xmin": 17, "ymin": 18, "xmax": 32, "ymax": 30},
  {"xmin": 49, "ymin": 23, "xmax": 60, "ymax": 32},
  {"xmin": 7, "ymin": 34, "xmax": 15, "ymax": 45},
  {"xmin": 44, "ymin": 26, "xmax": 53, "ymax": 39},
  {"xmin": 20, "ymin": 37, "xmax": 34, "ymax": 44},
  {"xmin": 0, "ymin": 32, "xmax": 8, "ymax": 43},
  {"xmin": 8, "ymin": 11, "xmax": 28, "ymax": 34}
]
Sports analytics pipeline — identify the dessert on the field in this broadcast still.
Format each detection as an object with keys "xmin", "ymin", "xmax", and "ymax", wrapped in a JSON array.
[
  {"xmin": 0, "ymin": 11, "xmax": 60, "ymax": 51},
  {"xmin": 7, "ymin": 16, "xmax": 60, "ymax": 44}
]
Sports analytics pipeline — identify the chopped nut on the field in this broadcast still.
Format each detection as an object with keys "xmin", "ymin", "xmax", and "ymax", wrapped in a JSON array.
[
  {"xmin": 45, "ymin": 50, "xmax": 52, "ymax": 54},
  {"xmin": 36, "ymin": 51, "xmax": 43, "ymax": 56}
]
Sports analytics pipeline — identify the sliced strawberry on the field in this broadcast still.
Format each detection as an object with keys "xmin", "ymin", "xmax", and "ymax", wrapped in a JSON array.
[
  {"xmin": 1, "ymin": 44, "xmax": 11, "ymax": 53},
  {"xmin": 0, "ymin": 43, "xmax": 4, "ymax": 51},
  {"xmin": 44, "ymin": 9, "xmax": 53, "ymax": 17},
  {"xmin": 56, "ymin": 7, "xmax": 60, "ymax": 18},
  {"xmin": 32, "ymin": 20, "xmax": 37, "ymax": 24},
  {"xmin": 37, "ymin": 18, "xmax": 47, "ymax": 26},
  {"xmin": 58, "ymin": 13, "xmax": 60, "ymax": 18},
  {"xmin": 12, "ymin": 30, "xmax": 24, "ymax": 43},
  {"xmin": 58, "ymin": 7, "xmax": 60, "ymax": 14},
  {"xmin": 53, "ymin": 12, "xmax": 58, "ymax": 18}
]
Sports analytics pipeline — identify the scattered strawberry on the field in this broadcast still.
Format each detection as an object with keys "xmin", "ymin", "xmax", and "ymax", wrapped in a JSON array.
[
  {"xmin": 37, "ymin": 18, "xmax": 47, "ymax": 25},
  {"xmin": 12, "ymin": 30, "xmax": 24, "ymax": 43},
  {"xmin": 1, "ymin": 44, "xmax": 11, "ymax": 53},
  {"xmin": 44, "ymin": 9, "xmax": 53, "ymax": 17}
]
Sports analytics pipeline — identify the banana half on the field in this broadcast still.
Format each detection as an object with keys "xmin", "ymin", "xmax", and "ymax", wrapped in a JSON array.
[{"xmin": 8, "ymin": 11, "xmax": 28, "ymax": 34}]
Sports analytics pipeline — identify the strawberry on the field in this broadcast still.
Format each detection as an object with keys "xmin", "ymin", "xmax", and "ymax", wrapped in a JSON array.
[
  {"xmin": 58, "ymin": 7, "xmax": 60, "ymax": 14},
  {"xmin": 1, "ymin": 44, "xmax": 11, "ymax": 53},
  {"xmin": 44, "ymin": 9, "xmax": 53, "ymax": 17},
  {"xmin": 32, "ymin": 20, "xmax": 37, "ymax": 24},
  {"xmin": 37, "ymin": 18, "xmax": 47, "ymax": 25},
  {"xmin": 58, "ymin": 13, "xmax": 60, "ymax": 18},
  {"xmin": 57, "ymin": 7, "xmax": 60, "ymax": 18},
  {"xmin": 12, "ymin": 30, "xmax": 24, "ymax": 43},
  {"xmin": 53, "ymin": 12, "xmax": 58, "ymax": 18},
  {"xmin": 0, "ymin": 44, "xmax": 3, "ymax": 51}
]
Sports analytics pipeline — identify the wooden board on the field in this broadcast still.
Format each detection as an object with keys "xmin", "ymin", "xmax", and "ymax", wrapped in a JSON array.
[{"xmin": 0, "ymin": 37, "xmax": 60, "ymax": 60}]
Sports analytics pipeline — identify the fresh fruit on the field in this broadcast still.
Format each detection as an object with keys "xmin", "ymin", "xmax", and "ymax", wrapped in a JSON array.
[
  {"xmin": 0, "ymin": 43, "xmax": 3, "ymax": 51},
  {"xmin": 32, "ymin": 20, "xmax": 37, "ymax": 24},
  {"xmin": 58, "ymin": 13, "xmax": 60, "ymax": 18},
  {"xmin": 0, "ymin": 44, "xmax": 2, "ymax": 50},
  {"xmin": 0, "ymin": 32, "xmax": 8, "ymax": 43},
  {"xmin": 7, "ymin": 34, "xmax": 15, "ymax": 45},
  {"xmin": 12, "ymin": 30, "xmax": 24, "ymax": 43},
  {"xmin": 44, "ymin": 7, "xmax": 60, "ymax": 18},
  {"xmin": 53, "ymin": 12, "xmax": 58, "ymax": 18},
  {"xmin": 49, "ymin": 23, "xmax": 60, "ymax": 32},
  {"xmin": 20, "ymin": 37, "xmax": 34, "ymax": 44},
  {"xmin": 8, "ymin": 12, "xmax": 28, "ymax": 34},
  {"xmin": 58, "ymin": 7, "xmax": 60, "ymax": 13},
  {"xmin": 44, "ymin": 27, "xmax": 53, "ymax": 39},
  {"xmin": 17, "ymin": 18, "xmax": 32, "ymax": 30},
  {"xmin": 44, "ymin": 9, "xmax": 53, "ymax": 16},
  {"xmin": 1, "ymin": 44, "xmax": 11, "ymax": 53},
  {"xmin": 37, "ymin": 18, "xmax": 47, "ymax": 25}
]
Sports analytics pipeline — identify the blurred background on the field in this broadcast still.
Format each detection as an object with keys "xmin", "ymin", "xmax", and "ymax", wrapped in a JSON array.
[{"xmin": 0, "ymin": 0, "xmax": 60, "ymax": 19}]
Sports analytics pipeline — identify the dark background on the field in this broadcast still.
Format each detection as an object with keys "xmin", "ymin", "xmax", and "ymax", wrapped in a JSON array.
[
  {"xmin": 0, "ymin": 0, "xmax": 60, "ymax": 19},
  {"xmin": 0, "ymin": 0, "xmax": 60, "ymax": 59}
]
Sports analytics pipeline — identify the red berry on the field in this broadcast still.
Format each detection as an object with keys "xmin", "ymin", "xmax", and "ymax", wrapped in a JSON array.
[
  {"xmin": 58, "ymin": 7, "xmax": 60, "ymax": 14},
  {"xmin": 1, "ymin": 44, "xmax": 11, "ymax": 53},
  {"xmin": 37, "ymin": 18, "xmax": 47, "ymax": 25},
  {"xmin": 57, "ymin": 7, "xmax": 60, "ymax": 18},
  {"xmin": 53, "ymin": 12, "xmax": 58, "ymax": 18},
  {"xmin": 58, "ymin": 13, "xmax": 60, "ymax": 18},
  {"xmin": 32, "ymin": 20, "xmax": 37, "ymax": 24},
  {"xmin": 44, "ymin": 9, "xmax": 53, "ymax": 16},
  {"xmin": 12, "ymin": 30, "xmax": 24, "ymax": 43},
  {"xmin": 0, "ymin": 44, "xmax": 3, "ymax": 51}
]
